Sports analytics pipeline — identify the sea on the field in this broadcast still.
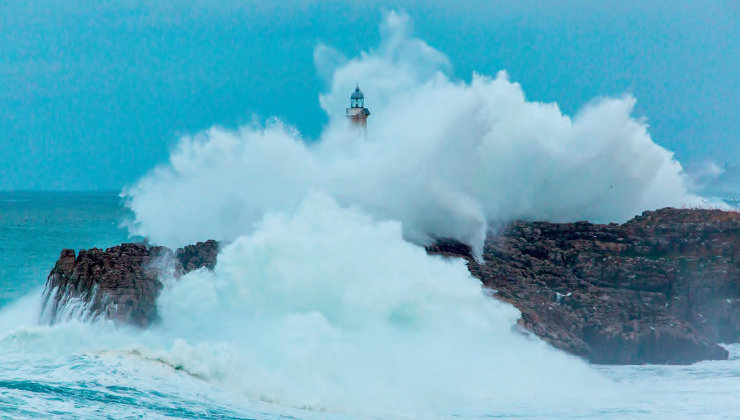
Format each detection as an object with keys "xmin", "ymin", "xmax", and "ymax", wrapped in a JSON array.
[{"xmin": 0, "ymin": 191, "xmax": 737, "ymax": 419}]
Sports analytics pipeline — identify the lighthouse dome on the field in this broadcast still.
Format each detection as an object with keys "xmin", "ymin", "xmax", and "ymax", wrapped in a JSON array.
[
  {"xmin": 350, "ymin": 85, "xmax": 365, "ymax": 109},
  {"xmin": 351, "ymin": 87, "xmax": 364, "ymax": 99}
]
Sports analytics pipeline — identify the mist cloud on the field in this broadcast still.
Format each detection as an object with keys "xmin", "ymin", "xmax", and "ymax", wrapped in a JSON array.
[{"xmin": 124, "ymin": 11, "xmax": 705, "ymax": 253}]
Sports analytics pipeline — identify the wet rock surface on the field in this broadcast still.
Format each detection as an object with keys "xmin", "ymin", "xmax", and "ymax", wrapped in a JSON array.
[
  {"xmin": 43, "ymin": 240, "xmax": 218, "ymax": 327},
  {"xmin": 428, "ymin": 208, "xmax": 738, "ymax": 364},
  {"xmin": 43, "ymin": 208, "xmax": 737, "ymax": 364},
  {"xmin": 176, "ymin": 239, "xmax": 219, "ymax": 272}
]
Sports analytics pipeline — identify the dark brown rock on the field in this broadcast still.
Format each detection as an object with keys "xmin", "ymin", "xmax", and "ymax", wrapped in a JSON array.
[
  {"xmin": 425, "ymin": 237, "xmax": 474, "ymax": 260},
  {"xmin": 42, "ymin": 241, "xmax": 219, "ymax": 328},
  {"xmin": 44, "ymin": 208, "xmax": 737, "ymax": 365},
  {"xmin": 176, "ymin": 240, "xmax": 219, "ymax": 272},
  {"xmin": 429, "ymin": 208, "xmax": 738, "ymax": 365}
]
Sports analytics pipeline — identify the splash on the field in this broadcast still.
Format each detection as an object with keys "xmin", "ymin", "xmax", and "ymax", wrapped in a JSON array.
[
  {"xmin": 101, "ymin": 9, "xmax": 713, "ymax": 417},
  {"xmin": 0, "ymin": 10, "xmax": 734, "ymax": 418},
  {"xmin": 145, "ymin": 193, "xmax": 611, "ymax": 417},
  {"xmin": 123, "ymin": 11, "xmax": 703, "ymax": 254},
  {"xmin": 0, "ymin": 195, "xmax": 616, "ymax": 417}
]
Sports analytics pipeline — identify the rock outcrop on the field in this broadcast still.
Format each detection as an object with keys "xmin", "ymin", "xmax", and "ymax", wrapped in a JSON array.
[
  {"xmin": 43, "ymin": 208, "xmax": 737, "ymax": 365},
  {"xmin": 428, "ymin": 208, "xmax": 738, "ymax": 364},
  {"xmin": 43, "ymin": 240, "xmax": 218, "ymax": 327},
  {"xmin": 176, "ymin": 239, "xmax": 219, "ymax": 272}
]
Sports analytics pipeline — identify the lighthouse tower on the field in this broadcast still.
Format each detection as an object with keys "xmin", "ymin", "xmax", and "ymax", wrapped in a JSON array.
[{"xmin": 345, "ymin": 84, "xmax": 370, "ymax": 131}]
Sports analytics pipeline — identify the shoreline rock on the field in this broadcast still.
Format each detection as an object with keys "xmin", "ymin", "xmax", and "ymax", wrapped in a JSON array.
[
  {"xmin": 43, "ymin": 240, "xmax": 218, "ymax": 327},
  {"xmin": 427, "ymin": 208, "xmax": 737, "ymax": 364},
  {"xmin": 43, "ymin": 208, "xmax": 737, "ymax": 364}
]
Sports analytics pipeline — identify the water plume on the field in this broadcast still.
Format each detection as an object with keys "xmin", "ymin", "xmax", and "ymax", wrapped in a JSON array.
[
  {"xmin": 148, "ymin": 193, "xmax": 611, "ymax": 417},
  {"xmin": 124, "ymin": 11, "xmax": 703, "ymax": 254},
  {"xmin": 115, "ymin": 10, "xmax": 707, "ymax": 416}
]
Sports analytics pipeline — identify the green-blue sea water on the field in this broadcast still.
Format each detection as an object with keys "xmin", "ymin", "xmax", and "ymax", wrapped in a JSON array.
[
  {"xmin": 0, "ymin": 192, "xmax": 133, "ymax": 308},
  {"xmin": 0, "ymin": 192, "xmax": 737, "ymax": 419},
  {"xmin": 0, "ymin": 192, "xmax": 341, "ymax": 418}
]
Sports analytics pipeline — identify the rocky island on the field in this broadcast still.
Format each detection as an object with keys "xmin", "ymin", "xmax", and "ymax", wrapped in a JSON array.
[
  {"xmin": 43, "ymin": 240, "xmax": 218, "ymax": 327},
  {"xmin": 42, "ymin": 208, "xmax": 738, "ymax": 365}
]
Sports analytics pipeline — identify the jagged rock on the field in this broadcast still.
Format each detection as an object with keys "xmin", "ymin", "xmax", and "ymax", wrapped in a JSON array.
[
  {"xmin": 43, "ymin": 241, "xmax": 218, "ymax": 327},
  {"xmin": 176, "ymin": 240, "xmax": 219, "ymax": 272},
  {"xmin": 428, "ymin": 208, "xmax": 738, "ymax": 364},
  {"xmin": 44, "ymin": 207, "xmax": 738, "ymax": 365},
  {"xmin": 425, "ymin": 237, "xmax": 474, "ymax": 260}
]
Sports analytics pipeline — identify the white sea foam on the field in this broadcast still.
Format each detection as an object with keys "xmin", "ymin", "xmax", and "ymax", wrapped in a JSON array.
[
  {"xmin": 112, "ymin": 10, "xmax": 719, "ymax": 416},
  {"xmin": 146, "ymin": 193, "xmax": 611, "ymax": 417},
  {"xmin": 3, "ymin": 10, "xmax": 730, "ymax": 419},
  {"xmin": 0, "ymin": 197, "xmax": 616, "ymax": 418},
  {"xmin": 0, "ymin": 9, "xmax": 735, "ymax": 420},
  {"xmin": 1, "ymin": 286, "xmax": 738, "ymax": 418},
  {"xmin": 124, "ymin": 11, "xmax": 705, "ymax": 255}
]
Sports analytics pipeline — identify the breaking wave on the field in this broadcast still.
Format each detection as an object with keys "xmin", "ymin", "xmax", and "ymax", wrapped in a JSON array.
[
  {"xmin": 143, "ymin": 193, "xmax": 613, "ymax": 416},
  {"xmin": 2, "ymin": 10, "xmax": 724, "ymax": 419},
  {"xmin": 124, "ymin": 11, "xmax": 704, "ymax": 255}
]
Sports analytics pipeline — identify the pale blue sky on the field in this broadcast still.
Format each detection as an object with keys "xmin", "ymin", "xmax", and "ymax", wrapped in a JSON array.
[{"xmin": 1, "ymin": 1, "xmax": 737, "ymax": 193}]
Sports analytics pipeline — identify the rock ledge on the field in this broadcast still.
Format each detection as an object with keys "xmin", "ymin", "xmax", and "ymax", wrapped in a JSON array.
[
  {"xmin": 428, "ymin": 208, "xmax": 738, "ymax": 364},
  {"xmin": 43, "ymin": 208, "xmax": 738, "ymax": 364},
  {"xmin": 43, "ymin": 240, "xmax": 218, "ymax": 327}
]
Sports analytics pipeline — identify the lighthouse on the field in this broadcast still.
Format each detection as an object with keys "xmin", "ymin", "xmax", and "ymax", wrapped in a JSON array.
[{"xmin": 345, "ymin": 84, "xmax": 370, "ymax": 131}]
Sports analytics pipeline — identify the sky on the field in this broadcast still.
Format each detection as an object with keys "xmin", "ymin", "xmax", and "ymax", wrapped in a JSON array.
[{"xmin": 1, "ymin": 0, "xmax": 737, "ymax": 194}]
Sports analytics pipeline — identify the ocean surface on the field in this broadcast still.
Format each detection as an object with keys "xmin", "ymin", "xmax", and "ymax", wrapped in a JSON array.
[{"xmin": 0, "ymin": 191, "xmax": 738, "ymax": 419}]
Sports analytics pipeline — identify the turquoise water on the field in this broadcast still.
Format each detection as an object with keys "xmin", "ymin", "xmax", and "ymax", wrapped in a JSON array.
[
  {"xmin": 0, "ymin": 192, "xmax": 133, "ymax": 308},
  {"xmin": 0, "ymin": 192, "xmax": 738, "ymax": 419},
  {"xmin": 0, "ymin": 192, "xmax": 337, "ymax": 418}
]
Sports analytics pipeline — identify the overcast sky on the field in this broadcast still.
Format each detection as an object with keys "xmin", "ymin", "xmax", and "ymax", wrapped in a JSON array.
[{"xmin": 1, "ymin": 0, "xmax": 737, "ymax": 192}]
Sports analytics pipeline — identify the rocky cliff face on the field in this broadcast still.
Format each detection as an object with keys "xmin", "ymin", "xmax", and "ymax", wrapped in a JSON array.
[
  {"xmin": 429, "ymin": 208, "xmax": 738, "ymax": 364},
  {"xmin": 43, "ymin": 208, "xmax": 737, "ymax": 365},
  {"xmin": 42, "ymin": 240, "xmax": 218, "ymax": 327}
]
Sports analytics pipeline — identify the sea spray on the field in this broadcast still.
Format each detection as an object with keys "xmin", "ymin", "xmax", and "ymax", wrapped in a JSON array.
[
  {"xmin": 144, "ymin": 194, "xmax": 613, "ymax": 417},
  {"xmin": 2, "ymin": 286, "xmax": 733, "ymax": 417},
  {"xmin": 124, "ymin": 11, "xmax": 704, "ymax": 254},
  {"xmin": 114, "ymin": 11, "xmax": 701, "ymax": 415},
  {"xmin": 0, "ymin": 7, "xmax": 735, "ymax": 418}
]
